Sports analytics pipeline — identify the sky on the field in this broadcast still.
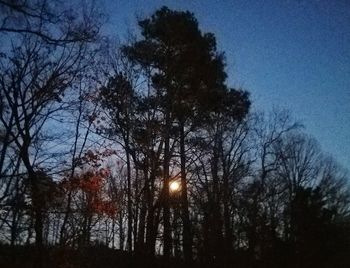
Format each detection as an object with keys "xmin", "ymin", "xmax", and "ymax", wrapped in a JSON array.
[{"xmin": 101, "ymin": 0, "xmax": 350, "ymax": 170}]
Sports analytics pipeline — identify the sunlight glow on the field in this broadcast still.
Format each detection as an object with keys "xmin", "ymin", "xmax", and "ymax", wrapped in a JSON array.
[{"xmin": 170, "ymin": 181, "xmax": 180, "ymax": 192}]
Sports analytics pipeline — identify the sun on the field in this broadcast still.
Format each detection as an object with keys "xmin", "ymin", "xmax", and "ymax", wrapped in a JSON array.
[{"xmin": 169, "ymin": 181, "xmax": 180, "ymax": 192}]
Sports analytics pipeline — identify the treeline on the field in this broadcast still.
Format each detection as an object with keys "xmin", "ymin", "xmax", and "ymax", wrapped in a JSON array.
[{"xmin": 0, "ymin": 2, "xmax": 349, "ymax": 268}]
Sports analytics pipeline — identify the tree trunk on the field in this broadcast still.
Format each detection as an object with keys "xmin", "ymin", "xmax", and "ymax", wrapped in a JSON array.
[
  {"xmin": 162, "ymin": 108, "xmax": 172, "ymax": 259},
  {"xmin": 136, "ymin": 169, "xmax": 148, "ymax": 253},
  {"xmin": 119, "ymin": 211, "xmax": 125, "ymax": 250},
  {"xmin": 222, "ymin": 152, "xmax": 233, "ymax": 257},
  {"xmin": 19, "ymin": 141, "xmax": 44, "ymax": 267},
  {"xmin": 210, "ymin": 132, "xmax": 224, "ymax": 263},
  {"xmin": 125, "ymin": 138, "xmax": 133, "ymax": 252},
  {"xmin": 179, "ymin": 122, "xmax": 193, "ymax": 263},
  {"xmin": 145, "ymin": 171, "xmax": 156, "ymax": 256}
]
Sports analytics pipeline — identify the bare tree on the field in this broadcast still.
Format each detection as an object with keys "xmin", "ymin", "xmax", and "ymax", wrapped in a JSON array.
[{"xmin": 0, "ymin": 0, "xmax": 102, "ymax": 44}]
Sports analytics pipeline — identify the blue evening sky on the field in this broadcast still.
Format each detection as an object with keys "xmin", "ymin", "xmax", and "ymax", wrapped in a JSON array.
[{"xmin": 101, "ymin": 0, "xmax": 350, "ymax": 170}]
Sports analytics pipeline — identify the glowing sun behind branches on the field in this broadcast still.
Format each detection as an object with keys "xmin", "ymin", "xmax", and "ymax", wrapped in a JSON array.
[{"xmin": 169, "ymin": 180, "xmax": 180, "ymax": 193}]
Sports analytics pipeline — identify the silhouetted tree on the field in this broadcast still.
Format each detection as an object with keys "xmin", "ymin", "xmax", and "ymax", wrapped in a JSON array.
[
  {"xmin": 0, "ymin": 0, "xmax": 102, "ymax": 44},
  {"xmin": 123, "ymin": 7, "xmax": 250, "ymax": 262}
]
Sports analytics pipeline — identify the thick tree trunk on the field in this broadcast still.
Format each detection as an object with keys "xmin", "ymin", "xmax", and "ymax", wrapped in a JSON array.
[
  {"xmin": 19, "ymin": 141, "xmax": 44, "ymax": 268},
  {"xmin": 210, "ymin": 132, "xmax": 224, "ymax": 263},
  {"xmin": 0, "ymin": 114, "xmax": 14, "ymax": 175},
  {"xmin": 222, "ymin": 154, "xmax": 233, "ymax": 256},
  {"xmin": 223, "ymin": 182, "xmax": 233, "ymax": 259},
  {"xmin": 119, "ymin": 211, "xmax": 125, "ymax": 250},
  {"xmin": 126, "ymin": 139, "xmax": 133, "ymax": 252},
  {"xmin": 136, "ymin": 168, "xmax": 149, "ymax": 253},
  {"xmin": 162, "ymin": 108, "xmax": 172, "ymax": 259},
  {"xmin": 10, "ymin": 209, "xmax": 18, "ymax": 246},
  {"xmin": 59, "ymin": 191, "xmax": 72, "ymax": 245},
  {"xmin": 145, "ymin": 207, "xmax": 155, "ymax": 255},
  {"xmin": 145, "ymin": 171, "xmax": 156, "ymax": 256},
  {"xmin": 179, "ymin": 123, "xmax": 193, "ymax": 263},
  {"xmin": 31, "ymin": 172, "xmax": 44, "ymax": 268}
]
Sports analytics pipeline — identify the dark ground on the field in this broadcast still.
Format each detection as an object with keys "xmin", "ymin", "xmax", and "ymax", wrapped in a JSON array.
[{"xmin": 1, "ymin": 244, "xmax": 349, "ymax": 268}]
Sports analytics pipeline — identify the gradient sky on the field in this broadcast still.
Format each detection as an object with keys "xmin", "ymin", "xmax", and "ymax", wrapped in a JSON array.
[{"xmin": 101, "ymin": 0, "xmax": 350, "ymax": 170}]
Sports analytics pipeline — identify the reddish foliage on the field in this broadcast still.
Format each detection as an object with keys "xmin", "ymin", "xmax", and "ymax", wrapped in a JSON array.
[{"xmin": 60, "ymin": 168, "xmax": 118, "ymax": 217}]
